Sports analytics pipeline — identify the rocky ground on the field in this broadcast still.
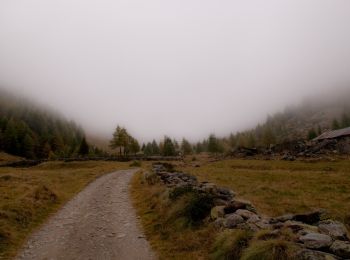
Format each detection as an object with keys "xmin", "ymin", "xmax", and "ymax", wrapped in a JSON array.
[
  {"xmin": 16, "ymin": 169, "xmax": 155, "ymax": 260},
  {"xmin": 152, "ymin": 163, "xmax": 350, "ymax": 259}
]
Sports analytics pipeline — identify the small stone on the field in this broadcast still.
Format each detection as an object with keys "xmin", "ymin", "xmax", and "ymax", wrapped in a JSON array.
[
  {"xmin": 224, "ymin": 199, "xmax": 256, "ymax": 214},
  {"xmin": 117, "ymin": 234, "xmax": 126, "ymax": 239},
  {"xmin": 224, "ymin": 213, "xmax": 244, "ymax": 229},
  {"xmin": 299, "ymin": 232, "xmax": 333, "ymax": 249},
  {"xmin": 330, "ymin": 240, "xmax": 350, "ymax": 258},
  {"xmin": 318, "ymin": 220, "xmax": 349, "ymax": 241}
]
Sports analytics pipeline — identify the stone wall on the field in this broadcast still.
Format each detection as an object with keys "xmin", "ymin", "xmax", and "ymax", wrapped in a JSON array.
[{"xmin": 150, "ymin": 163, "xmax": 350, "ymax": 260}]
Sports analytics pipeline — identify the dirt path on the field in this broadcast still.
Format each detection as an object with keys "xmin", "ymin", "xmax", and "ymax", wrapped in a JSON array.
[{"xmin": 16, "ymin": 169, "xmax": 155, "ymax": 260}]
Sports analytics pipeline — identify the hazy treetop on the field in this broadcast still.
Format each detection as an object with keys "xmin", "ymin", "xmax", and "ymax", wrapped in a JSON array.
[{"xmin": 1, "ymin": 0, "xmax": 349, "ymax": 141}]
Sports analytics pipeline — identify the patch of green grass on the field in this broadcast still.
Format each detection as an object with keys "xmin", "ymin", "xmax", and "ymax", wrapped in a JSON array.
[
  {"xmin": 179, "ymin": 159, "xmax": 350, "ymax": 223},
  {"xmin": 0, "ymin": 161, "xmax": 129, "ymax": 259}
]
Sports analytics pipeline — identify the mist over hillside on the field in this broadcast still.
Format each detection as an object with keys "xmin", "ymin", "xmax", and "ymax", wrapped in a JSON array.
[
  {"xmin": 222, "ymin": 90, "xmax": 350, "ymax": 150},
  {"xmin": 0, "ymin": 89, "xmax": 85, "ymax": 159}
]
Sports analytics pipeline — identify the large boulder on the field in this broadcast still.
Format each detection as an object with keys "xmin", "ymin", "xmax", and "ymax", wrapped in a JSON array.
[
  {"xmin": 299, "ymin": 232, "xmax": 333, "ymax": 250},
  {"xmin": 223, "ymin": 213, "xmax": 244, "ymax": 229},
  {"xmin": 318, "ymin": 220, "xmax": 349, "ymax": 241},
  {"xmin": 330, "ymin": 240, "xmax": 350, "ymax": 259}
]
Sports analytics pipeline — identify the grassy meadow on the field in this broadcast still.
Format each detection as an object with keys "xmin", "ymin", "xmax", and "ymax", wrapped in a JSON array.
[
  {"xmin": 131, "ymin": 158, "xmax": 350, "ymax": 259},
  {"xmin": 179, "ymin": 158, "xmax": 350, "ymax": 224},
  {"xmin": 0, "ymin": 160, "xmax": 129, "ymax": 259}
]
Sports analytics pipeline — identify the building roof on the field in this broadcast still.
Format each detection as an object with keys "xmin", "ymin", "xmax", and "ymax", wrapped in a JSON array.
[{"xmin": 314, "ymin": 126, "xmax": 350, "ymax": 141}]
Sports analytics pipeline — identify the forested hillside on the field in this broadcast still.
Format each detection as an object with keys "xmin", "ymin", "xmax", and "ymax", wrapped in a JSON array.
[
  {"xmin": 224, "ymin": 92, "xmax": 350, "ymax": 150},
  {"xmin": 187, "ymin": 92, "xmax": 350, "ymax": 154},
  {"xmin": 0, "ymin": 89, "xmax": 86, "ymax": 159}
]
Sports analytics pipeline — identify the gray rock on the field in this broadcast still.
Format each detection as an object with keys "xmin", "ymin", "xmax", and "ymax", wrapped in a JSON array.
[
  {"xmin": 318, "ymin": 220, "xmax": 349, "ymax": 241},
  {"xmin": 200, "ymin": 182, "xmax": 217, "ymax": 193},
  {"xmin": 295, "ymin": 249, "xmax": 339, "ymax": 260},
  {"xmin": 330, "ymin": 240, "xmax": 350, "ymax": 258},
  {"xmin": 224, "ymin": 213, "xmax": 244, "ymax": 229},
  {"xmin": 224, "ymin": 199, "xmax": 256, "ymax": 214},
  {"xmin": 213, "ymin": 218, "xmax": 225, "ymax": 228},
  {"xmin": 235, "ymin": 209, "xmax": 258, "ymax": 220},
  {"xmin": 254, "ymin": 218, "xmax": 272, "ymax": 230},
  {"xmin": 247, "ymin": 214, "xmax": 260, "ymax": 224},
  {"xmin": 270, "ymin": 214, "xmax": 294, "ymax": 224},
  {"xmin": 216, "ymin": 187, "xmax": 235, "ymax": 197},
  {"xmin": 299, "ymin": 232, "xmax": 333, "ymax": 249}
]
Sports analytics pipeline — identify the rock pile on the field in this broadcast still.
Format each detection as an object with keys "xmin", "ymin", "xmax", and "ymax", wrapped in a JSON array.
[{"xmin": 151, "ymin": 162, "xmax": 350, "ymax": 259}]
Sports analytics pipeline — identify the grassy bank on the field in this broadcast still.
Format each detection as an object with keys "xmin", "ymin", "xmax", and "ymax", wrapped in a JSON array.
[
  {"xmin": 0, "ymin": 161, "xmax": 129, "ymax": 259},
  {"xmin": 130, "ymin": 171, "xmax": 217, "ymax": 259},
  {"xmin": 179, "ymin": 159, "xmax": 350, "ymax": 224},
  {"xmin": 131, "ymin": 159, "xmax": 350, "ymax": 259}
]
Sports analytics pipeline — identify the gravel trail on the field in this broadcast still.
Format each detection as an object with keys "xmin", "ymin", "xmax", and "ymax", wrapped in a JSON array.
[{"xmin": 16, "ymin": 169, "xmax": 155, "ymax": 260}]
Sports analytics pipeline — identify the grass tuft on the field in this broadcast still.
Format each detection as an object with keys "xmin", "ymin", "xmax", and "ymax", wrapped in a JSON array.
[
  {"xmin": 210, "ymin": 229, "xmax": 252, "ymax": 260},
  {"xmin": 241, "ymin": 239, "xmax": 297, "ymax": 260}
]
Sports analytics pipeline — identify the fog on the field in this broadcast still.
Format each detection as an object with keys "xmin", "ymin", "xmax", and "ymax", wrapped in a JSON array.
[{"xmin": 1, "ymin": 0, "xmax": 350, "ymax": 142}]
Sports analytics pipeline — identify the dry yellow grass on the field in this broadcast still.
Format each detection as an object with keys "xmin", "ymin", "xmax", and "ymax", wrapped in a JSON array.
[
  {"xmin": 0, "ymin": 161, "xmax": 129, "ymax": 259},
  {"xmin": 0, "ymin": 152, "xmax": 23, "ymax": 165},
  {"xmin": 179, "ymin": 159, "xmax": 350, "ymax": 224}
]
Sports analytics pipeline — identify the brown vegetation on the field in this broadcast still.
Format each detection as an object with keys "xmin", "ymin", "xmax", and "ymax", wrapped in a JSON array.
[{"xmin": 0, "ymin": 161, "xmax": 129, "ymax": 259}]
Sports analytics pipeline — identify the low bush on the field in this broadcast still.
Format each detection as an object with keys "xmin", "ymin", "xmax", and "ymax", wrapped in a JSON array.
[
  {"xmin": 169, "ymin": 186, "xmax": 194, "ymax": 201},
  {"xmin": 184, "ymin": 192, "xmax": 214, "ymax": 224},
  {"xmin": 129, "ymin": 160, "xmax": 142, "ymax": 167}
]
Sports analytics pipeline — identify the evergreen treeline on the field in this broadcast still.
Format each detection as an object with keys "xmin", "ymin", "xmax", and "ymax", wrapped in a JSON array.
[{"xmin": 0, "ymin": 90, "xmax": 97, "ymax": 159}]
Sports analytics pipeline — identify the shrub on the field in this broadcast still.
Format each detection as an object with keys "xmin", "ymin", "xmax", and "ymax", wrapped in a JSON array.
[
  {"xmin": 210, "ymin": 229, "xmax": 252, "ymax": 260},
  {"xmin": 130, "ymin": 160, "xmax": 142, "ymax": 167},
  {"xmin": 241, "ymin": 239, "xmax": 297, "ymax": 260},
  {"xmin": 184, "ymin": 193, "xmax": 214, "ymax": 224},
  {"xmin": 169, "ymin": 186, "xmax": 194, "ymax": 201}
]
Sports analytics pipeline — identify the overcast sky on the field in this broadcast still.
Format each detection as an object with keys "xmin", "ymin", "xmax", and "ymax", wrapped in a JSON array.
[{"xmin": 1, "ymin": 0, "xmax": 350, "ymax": 142}]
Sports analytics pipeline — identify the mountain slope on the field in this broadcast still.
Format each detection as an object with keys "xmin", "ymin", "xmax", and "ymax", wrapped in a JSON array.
[{"xmin": 0, "ymin": 89, "xmax": 84, "ymax": 159}]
